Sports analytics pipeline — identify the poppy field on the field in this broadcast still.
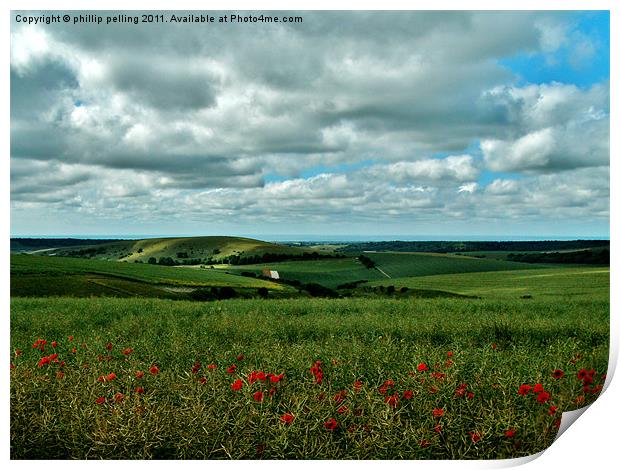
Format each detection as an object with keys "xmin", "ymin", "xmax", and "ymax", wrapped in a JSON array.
[{"xmin": 10, "ymin": 293, "xmax": 609, "ymax": 460}]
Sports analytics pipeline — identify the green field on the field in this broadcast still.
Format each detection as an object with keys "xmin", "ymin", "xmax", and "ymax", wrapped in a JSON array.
[{"xmin": 367, "ymin": 267, "xmax": 610, "ymax": 300}]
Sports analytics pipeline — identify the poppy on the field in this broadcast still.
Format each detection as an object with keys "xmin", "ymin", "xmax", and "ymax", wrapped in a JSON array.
[
  {"xmin": 504, "ymin": 429, "xmax": 516, "ymax": 438},
  {"xmin": 71, "ymin": 347, "xmax": 77, "ymax": 354},
  {"xmin": 552, "ymin": 369, "xmax": 564, "ymax": 379},
  {"xmin": 575, "ymin": 395, "xmax": 585, "ymax": 405},
  {"xmin": 577, "ymin": 369, "xmax": 588, "ymax": 380},
  {"xmin": 231, "ymin": 379, "xmax": 243, "ymax": 391},
  {"xmin": 466, "ymin": 392, "xmax": 475, "ymax": 400},
  {"xmin": 533, "ymin": 383, "xmax": 544, "ymax": 393},
  {"xmin": 135, "ymin": 387, "xmax": 145, "ymax": 394},
  {"xmin": 106, "ymin": 372, "xmax": 117, "ymax": 381},
  {"xmin": 434, "ymin": 424, "xmax": 442, "ymax": 433},
  {"xmin": 122, "ymin": 348, "xmax": 134, "ymax": 356},
  {"xmin": 199, "ymin": 377, "xmax": 207, "ymax": 384},
  {"xmin": 385, "ymin": 393, "xmax": 398, "ymax": 409},
  {"xmin": 419, "ymin": 439, "xmax": 430, "ymax": 448},
  {"xmin": 445, "ymin": 360, "xmax": 454, "ymax": 368},
  {"xmin": 403, "ymin": 390, "xmax": 413, "ymax": 400},
  {"xmin": 268, "ymin": 387, "xmax": 276, "ymax": 397},
  {"xmin": 52, "ymin": 341, "xmax": 58, "ymax": 348},
  {"xmin": 149, "ymin": 365, "xmax": 160, "ymax": 375},
  {"xmin": 68, "ymin": 335, "xmax": 74, "ymax": 342},
  {"xmin": 227, "ymin": 364, "xmax": 237, "ymax": 374},
  {"xmin": 191, "ymin": 362, "xmax": 201, "ymax": 374},
  {"xmin": 469, "ymin": 432, "xmax": 481, "ymax": 443},
  {"xmin": 548, "ymin": 406, "xmax": 558, "ymax": 415},
  {"xmin": 237, "ymin": 354, "xmax": 245, "ymax": 361},
  {"xmin": 280, "ymin": 413, "xmax": 294, "ymax": 425},
  {"xmin": 536, "ymin": 391, "xmax": 551, "ymax": 403},
  {"xmin": 135, "ymin": 370, "xmax": 144, "ymax": 379},
  {"xmin": 95, "ymin": 396, "xmax": 106, "ymax": 405},
  {"xmin": 337, "ymin": 405, "xmax": 349, "ymax": 414},
  {"xmin": 491, "ymin": 343, "xmax": 497, "ymax": 350},
  {"xmin": 324, "ymin": 418, "xmax": 338, "ymax": 431},
  {"xmin": 105, "ymin": 342, "xmax": 113, "ymax": 351},
  {"xmin": 447, "ymin": 351, "xmax": 454, "ymax": 357},
  {"xmin": 430, "ymin": 372, "xmax": 446, "ymax": 380},
  {"xmin": 353, "ymin": 380, "xmax": 363, "ymax": 392},
  {"xmin": 432, "ymin": 408, "xmax": 444, "ymax": 418},
  {"xmin": 517, "ymin": 384, "xmax": 532, "ymax": 396},
  {"xmin": 333, "ymin": 390, "xmax": 347, "ymax": 403},
  {"xmin": 37, "ymin": 356, "xmax": 50, "ymax": 367},
  {"xmin": 270, "ymin": 373, "xmax": 284, "ymax": 383},
  {"xmin": 417, "ymin": 363, "xmax": 429, "ymax": 372},
  {"xmin": 114, "ymin": 392, "xmax": 124, "ymax": 403},
  {"xmin": 253, "ymin": 391, "xmax": 264, "ymax": 402},
  {"xmin": 14, "ymin": 349, "xmax": 22, "ymax": 357},
  {"xmin": 207, "ymin": 363, "xmax": 217, "ymax": 370},
  {"xmin": 10, "ymin": 363, "xmax": 15, "ymax": 370}
]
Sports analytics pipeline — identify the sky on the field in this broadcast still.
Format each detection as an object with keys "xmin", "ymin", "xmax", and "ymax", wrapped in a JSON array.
[{"xmin": 9, "ymin": 10, "xmax": 610, "ymax": 239}]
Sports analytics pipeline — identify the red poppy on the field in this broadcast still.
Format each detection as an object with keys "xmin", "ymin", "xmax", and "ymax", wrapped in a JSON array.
[
  {"xmin": 430, "ymin": 372, "xmax": 446, "ymax": 380},
  {"xmin": 149, "ymin": 365, "xmax": 160, "ymax": 375},
  {"xmin": 577, "ymin": 369, "xmax": 588, "ymax": 380},
  {"xmin": 106, "ymin": 372, "xmax": 117, "ymax": 381},
  {"xmin": 227, "ymin": 364, "xmax": 237, "ymax": 374},
  {"xmin": 207, "ymin": 363, "xmax": 217, "ymax": 370},
  {"xmin": 68, "ymin": 335, "xmax": 74, "ymax": 342},
  {"xmin": 428, "ymin": 386, "xmax": 439, "ymax": 394},
  {"xmin": 51, "ymin": 341, "xmax": 58, "ymax": 348},
  {"xmin": 548, "ymin": 406, "xmax": 558, "ymax": 415},
  {"xmin": 231, "ymin": 379, "xmax": 243, "ymax": 391},
  {"xmin": 533, "ymin": 383, "xmax": 544, "ymax": 393},
  {"xmin": 385, "ymin": 393, "xmax": 398, "ymax": 409},
  {"xmin": 199, "ymin": 377, "xmax": 207, "ymax": 384},
  {"xmin": 324, "ymin": 418, "xmax": 338, "ymax": 431},
  {"xmin": 122, "ymin": 348, "xmax": 134, "ymax": 356},
  {"xmin": 432, "ymin": 408, "xmax": 444, "ymax": 418},
  {"xmin": 466, "ymin": 392, "xmax": 475, "ymax": 400},
  {"xmin": 419, "ymin": 439, "xmax": 430, "ymax": 448},
  {"xmin": 269, "ymin": 387, "xmax": 276, "ymax": 397},
  {"xmin": 114, "ymin": 392, "xmax": 124, "ymax": 403},
  {"xmin": 105, "ymin": 342, "xmax": 113, "ymax": 351},
  {"xmin": 237, "ymin": 354, "xmax": 245, "ymax": 361},
  {"xmin": 447, "ymin": 351, "xmax": 454, "ymax": 357},
  {"xmin": 504, "ymin": 429, "xmax": 516, "ymax": 438},
  {"xmin": 517, "ymin": 384, "xmax": 532, "ymax": 396},
  {"xmin": 455, "ymin": 383, "xmax": 468, "ymax": 397},
  {"xmin": 96, "ymin": 375, "xmax": 105, "ymax": 382},
  {"xmin": 253, "ymin": 391, "xmax": 264, "ymax": 402},
  {"xmin": 592, "ymin": 384, "xmax": 603, "ymax": 394},
  {"xmin": 10, "ymin": 363, "xmax": 15, "ymax": 370},
  {"xmin": 469, "ymin": 432, "xmax": 481, "ymax": 443},
  {"xmin": 552, "ymin": 369, "xmax": 564, "ymax": 379},
  {"xmin": 434, "ymin": 424, "xmax": 442, "ymax": 433},
  {"xmin": 403, "ymin": 390, "xmax": 413, "ymax": 400},
  {"xmin": 280, "ymin": 413, "xmax": 294, "ymax": 425},
  {"xmin": 417, "ymin": 363, "xmax": 429, "ymax": 372},
  {"xmin": 135, "ymin": 370, "xmax": 145, "ymax": 379},
  {"xmin": 71, "ymin": 347, "xmax": 77, "ymax": 354},
  {"xmin": 491, "ymin": 343, "xmax": 497, "ymax": 350},
  {"xmin": 353, "ymin": 380, "xmax": 362, "ymax": 392},
  {"xmin": 536, "ymin": 391, "xmax": 551, "ymax": 403},
  {"xmin": 191, "ymin": 361, "xmax": 201, "ymax": 374},
  {"xmin": 445, "ymin": 360, "xmax": 454, "ymax": 368},
  {"xmin": 135, "ymin": 387, "xmax": 145, "ymax": 394},
  {"xmin": 337, "ymin": 405, "xmax": 349, "ymax": 414},
  {"xmin": 37, "ymin": 356, "xmax": 50, "ymax": 367},
  {"xmin": 14, "ymin": 349, "xmax": 22, "ymax": 357},
  {"xmin": 582, "ymin": 375, "xmax": 593, "ymax": 385},
  {"xmin": 95, "ymin": 396, "xmax": 106, "ymax": 405},
  {"xmin": 270, "ymin": 373, "xmax": 284, "ymax": 383}
]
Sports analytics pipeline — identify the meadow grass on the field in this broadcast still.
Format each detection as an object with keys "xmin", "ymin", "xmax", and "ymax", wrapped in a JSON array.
[{"xmin": 10, "ymin": 295, "xmax": 609, "ymax": 459}]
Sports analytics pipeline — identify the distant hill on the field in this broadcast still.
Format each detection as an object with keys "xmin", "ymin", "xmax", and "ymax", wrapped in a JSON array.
[{"xmin": 13, "ymin": 236, "xmax": 310, "ymax": 265}]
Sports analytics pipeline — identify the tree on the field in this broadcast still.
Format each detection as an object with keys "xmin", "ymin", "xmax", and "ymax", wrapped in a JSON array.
[{"xmin": 148, "ymin": 257, "xmax": 157, "ymax": 264}]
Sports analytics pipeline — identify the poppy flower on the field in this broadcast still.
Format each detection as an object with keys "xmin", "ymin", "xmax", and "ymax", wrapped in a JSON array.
[
  {"xmin": 466, "ymin": 392, "xmax": 475, "ymax": 400},
  {"xmin": 71, "ymin": 347, "xmax": 77, "ymax": 354},
  {"xmin": 469, "ymin": 432, "xmax": 481, "ymax": 443},
  {"xmin": 114, "ymin": 392, "xmax": 124, "ymax": 403},
  {"xmin": 428, "ymin": 386, "xmax": 439, "ymax": 394},
  {"xmin": 135, "ymin": 387, "xmax": 145, "ymax": 394},
  {"xmin": 105, "ymin": 342, "xmax": 113, "ymax": 351},
  {"xmin": 269, "ymin": 373, "xmax": 284, "ymax": 383},
  {"xmin": 445, "ymin": 360, "xmax": 454, "ymax": 368},
  {"xmin": 432, "ymin": 408, "xmax": 444, "ymax": 418},
  {"xmin": 51, "ymin": 341, "xmax": 58, "ymax": 348},
  {"xmin": 95, "ymin": 396, "xmax": 106, "ymax": 404},
  {"xmin": 536, "ymin": 391, "xmax": 551, "ymax": 403},
  {"xmin": 419, "ymin": 439, "xmax": 430, "ymax": 448},
  {"xmin": 447, "ymin": 351, "xmax": 454, "ymax": 357},
  {"xmin": 403, "ymin": 390, "xmax": 413, "ymax": 400},
  {"xmin": 37, "ymin": 356, "xmax": 50, "ymax": 367},
  {"xmin": 149, "ymin": 365, "xmax": 160, "ymax": 375},
  {"xmin": 191, "ymin": 362, "xmax": 201, "ymax": 374},
  {"xmin": 280, "ymin": 413, "xmax": 294, "ymax": 425},
  {"xmin": 14, "ymin": 349, "xmax": 22, "ymax": 357},
  {"xmin": 592, "ymin": 385, "xmax": 603, "ymax": 394},
  {"xmin": 231, "ymin": 379, "xmax": 243, "ymax": 391},
  {"xmin": 337, "ymin": 405, "xmax": 349, "ymax": 414},
  {"xmin": 549, "ymin": 406, "xmax": 558, "ymax": 415},
  {"xmin": 434, "ymin": 424, "xmax": 442, "ymax": 433},
  {"xmin": 199, "ymin": 377, "xmax": 207, "ymax": 384},
  {"xmin": 324, "ymin": 418, "xmax": 338, "ymax": 431},
  {"xmin": 582, "ymin": 375, "xmax": 593, "ymax": 385},
  {"xmin": 122, "ymin": 348, "xmax": 134, "ymax": 356},
  {"xmin": 552, "ymin": 369, "xmax": 564, "ymax": 379},
  {"xmin": 577, "ymin": 369, "xmax": 588, "ymax": 380},
  {"xmin": 430, "ymin": 372, "xmax": 446, "ymax": 380},
  {"xmin": 10, "ymin": 363, "xmax": 15, "ymax": 370},
  {"xmin": 135, "ymin": 370, "xmax": 145, "ymax": 379},
  {"xmin": 385, "ymin": 393, "xmax": 398, "ymax": 409},
  {"xmin": 455, "ymin": 384, "xmax": 468, "ymax": 397},
  {"xmin": 227, "ymin": 364, "xmax": 237, "ymax": 374},
  {"xmin": 491, "ymin": 343, "xmax": 497, "ymax": 350},
  {"xmin": 333, "ymin": 390, "xmax": 347, "ymax": 403},
  {"xmin": 353, "ymin": 380, "xmax": 362, "ymax": 392},
  {"xmin": 106, "ymin": 372, "xmax": 117, "ymax": 381},
  {"xmin": 517, "ymin": 384, "xmax": 532, "ymax": 396},
  {"xmin": 268, "ymin": 387, "xmax": 276, "ymax": 397},
  {"xmin": 207, "ymin": 363, "xmax": 217, "ymax": 370},
  {"xmin": 253, "ymin": 391, "xmax": 264, "ymax": 402},
  {"xmin": 417, "ymin": 363, "xmax": 429, "ymax": 372},
  {"xmin": 533, "ymin": 383, "xmax": 544, "ymax": 393},
  {"xmin": 504, "ymin": 429, "xmax": 516, "ymax": 438},
  {"xmin": 96, "ymin": 375, "xmax": 105, "ymax": 382},
  {"xmin": 237, "ymin": 354, "xmax": 245, "ymax": 361},
  {"xmin": 68, "ymin": 335, "xmax": 74, "ymax": 342}
]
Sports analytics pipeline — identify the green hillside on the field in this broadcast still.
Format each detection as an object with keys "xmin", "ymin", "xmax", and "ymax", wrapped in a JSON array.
[{"xmin": 367, "ymin": 266, "xmax": 610, "ymax": 300}]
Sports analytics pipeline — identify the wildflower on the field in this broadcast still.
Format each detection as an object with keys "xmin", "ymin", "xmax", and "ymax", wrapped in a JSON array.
[
  {"xmin": 417, "ymin": 363, "xmax": 429, "ymax": 372},
  {"xmin": 269, "ymin": 373, "xmax": 284, "ymax": 383},
  {"xmin": 430, "ymin": 372, "xmax": 446, "ymax": 380},
  {"xmin": 135, "ymin": 387, "xmax": 145, "ymax": 394},
  {"xmin": 105, "ymin": 342, "xmax": 113, "ymax": 351},
  {"xmin": 419, "ymin": 439, "xmax": 430, "ymax": 448},
  {"xmin": 385, "ymin": 393, "xmax": 398, "ymax": 409},
  {"xmin": 491, "ymin": 343, "xmax": 497, "ymax": 350},
  {"xmin": 191, "ymin": 361, "xmax": 201, "ymax": 374},
  {"xmin": 71, "ymin": 347, "xmax": 77, "ymax": 354},
  {"xmin": 504, "ymin": 429, "xmax": 516, "ymax": 438},
  {"xmin": 455, "ymin": 383, "xmax": 468, "ymax": 397},
  {"xmin": 354, "ymin": 380, "xmax": 363, "ymax": 392},
  {"xmin": 575, "ymin": 395, "xmax": 585, "ymax": 405},
  {"xmin": 237, "ymin": 354, "xmax": 245, "ymax": 361},
  {"xmin": 549, "ymin": 406, "xmax": 558, "ymax": 415},
  {"xmin": 403, "ymin": 390, "xmax": 413, "ymax": 400},
  {"xmin": 324, "ymin": 418, "xmax": 338, "ymax": 431},
  {"xmin": 577, "ymin": 369, "xmax": 588, "ymax": 380},
  {"xmin": 51, "ymin": 341, "xmax": 58, "ymax": 348},
  {"xmin": 533, "ymin": 383, "xmax": 544, "ymax": 393},
  {"xmin": 37, "ymin": 356, "xmax": 50, "ymax": 367},
  {"xmin": 592, "ymin": 384, "xmax": 603, "ymax": 394},
  {"xmin": 447, "ymin": 351, "xmax": 454, "ymax": 357},
  {"xmin": 114, "ymin": 392, "xmax": 124, "ymax": 403},
  {"xmin": 135, "ymin": 370, "xmax": 145, "ymax": 379},
  {"xmin": 149, "ymin": 365, "xmax": 160, "ymax": 375},
  {"xmin": 199, "ymin": 377, "xmax": 207, "ymax": 384},
  {"xmin": 445, "ymin": 360, "xmax": 454, "ymax": 368},
  {"xmin": 68, "ymin": 335, "xmax": 74, "ymax": 342},
  {"xmin": 268, "ymin": 387, "xmax": 276, "ymax": 396},
  {"xmin": 122, "ymin": 348, "xmax": 133, "ymax": 356},
  {"xmin": 333, "ymin": 390, "xmax": 347, "ymax": 403},
  {"xmin": 106, "ymin": 372, "xmax": 117, "ymax": 381},
  {"xmin": 337, "ymin": 405, "xmax": 349, "ymax": 414},
  {"xmin": 14, "ymin": 349, "xmax": 22, "ymax": 357},
  {"xmin": 469, "ymin": 431, "xmax": 481, "ymax": 443},
  {"xmin": 466, "ymin": 392, "xmax": 475, "ymax": 400},
  {"xmin": 96, "ymin": 375, "xmax": 105, "ymax": 382},
  {"xmin": 428, "ymin": 386, "xmax": 439, "ymax": 394},
  {"xmin": 552, "ymin": 369, "xmax": 564, "ymax": 379},
  {"xmin": 536, "ymin": 391, "xmax": 551, "ymax": 404},
  {"xmin": 517, "ymin": 384, "xmax": 532, "ymax": 396},
  {"xmin": 10, "ymin": 363, "xmax": 15, "ymax": 370},
  {"xmin": 207, "ymin": 363, "xmax": 217, "ymax": 370},
  {"xmin": 253, "ymin": 391, "xmax": 264, "ymax": 402},
  {"xmin": 434, "ymin": 424, "xmax": 442, "ymax": 433},
  {"xmin": 280, "ymin": 413, "xmax": 294, "ymax": 425},
  {"xmin": 432, "ymin": 408, "xmax": 444, "ymax": 418},
  {"xmin": 227, "ymin": 364, "xmax": 237, "ymax": 374},
  {"xmin": 95, "ymin": 396, "xmax": 106, "ymax": 405},
  {"xmin": 231, "ymin": 379, "xmax": 243, "ymax": 391}
]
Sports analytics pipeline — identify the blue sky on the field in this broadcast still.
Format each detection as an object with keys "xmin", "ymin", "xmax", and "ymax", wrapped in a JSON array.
[{"xmin": 10, "ymin": 11, "xmax": 610, "ymax": 239}]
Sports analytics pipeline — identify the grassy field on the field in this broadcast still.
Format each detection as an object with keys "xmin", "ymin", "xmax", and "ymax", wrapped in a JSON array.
[
  {"xmin": 367, "ymin": 267, "xmax": 610, "ymax": 300},
  {"xmin": 10, "ymin": 254, "xmax": 285, "ymax": 298}
]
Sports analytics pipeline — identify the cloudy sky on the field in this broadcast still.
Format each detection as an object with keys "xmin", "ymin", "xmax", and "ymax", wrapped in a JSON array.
[{"xmin": 10, "ymin": 11, "xmax": 609, "ymax": 239}]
